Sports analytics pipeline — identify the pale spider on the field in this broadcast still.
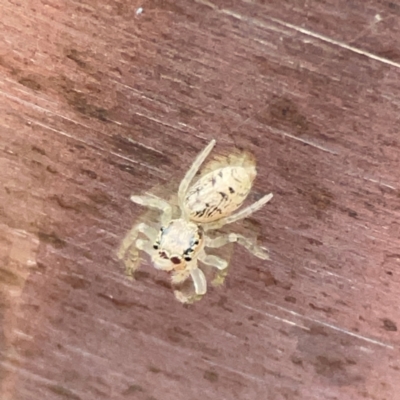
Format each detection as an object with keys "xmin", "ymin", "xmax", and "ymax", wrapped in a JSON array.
[{"xmin": 117, "ymin": 139, "xmax": 273, "ymax": 303}]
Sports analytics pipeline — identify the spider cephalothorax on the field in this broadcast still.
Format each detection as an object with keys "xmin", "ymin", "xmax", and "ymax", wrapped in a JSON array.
[
  {"xmin": 151, "ymin": 220, "xmax": 204, "ymax": 270},
  {"xmin": 118, "ymin": 139, "xmax": 273, "ymax": 303}
]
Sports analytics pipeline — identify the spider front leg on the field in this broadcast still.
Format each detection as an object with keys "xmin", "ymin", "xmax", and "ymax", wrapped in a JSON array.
[
  {"xmin": 205, "ymin": 233, "xmax": 269, "ymax": 260},
  {"xmin": 178, "ymin": 139, "xmax": 216, "ymax": 211},
  {"xmin": 198, "ymin": 251, "xmax": 228, "ymax": 270},
  {"xmin": 203, "ymin": 193, "xmax": 273, "ymax": 231},
  {"xmin": 171, "ymin": 263, "xmax": 207, "ymax": 293},
  {"xmin": 117, "ymin": 223, "xmax": 158, "ymax": 277},
  {"xmin": 130, "ymin": 194, "xmax": 172, "ymax": 225},
  {"xmin": 173, "ymin": 262, "xmax": 207, "ymax": 304},
  {"xmin": 198, "ymin": 250, "xmax": 229, "ymax": 287}
]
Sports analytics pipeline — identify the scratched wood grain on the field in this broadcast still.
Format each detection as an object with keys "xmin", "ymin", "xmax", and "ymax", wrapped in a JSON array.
[{"xmin": 1, "ymin": 0, "xmax": 399, "ymax": 399}]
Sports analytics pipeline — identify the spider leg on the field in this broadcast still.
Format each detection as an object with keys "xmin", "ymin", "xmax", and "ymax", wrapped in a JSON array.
[
  {"xmin": 205, "ymin": 233, "xmax": 269, "ymax": 260},
  {"xmin": 117, "ymin": 223, "xmax": 158, "ymax": 276},
  {"xmin": 174, "ymin": 290, "xmax": 203, "ymax": 304},
  {"xmin": 170, "ymin": 261, "xmax": 207, "ymax": 295},
  {"xmin": 170, "ymin": 268, "xmax": 191, "ymax": 285},
  {"xmin": 203, "ymin": 193, "xmax": 273, "ymax": 231},
  {"xmin": 198, "ymin": 250, "xmax": 228, "ymax": 270},
  {"xmin": 198, "ymin": 250, "xmax": 229, "ymax": 287},
  {"xmin": 190, "ymin": 267, "xmax": 207, "ymax": 295},
  {"xmin": 136, "ymin": 238, "xmax": 154, "ymax": 256},
  {"xmin": 178, "ymin": 139, "xmax": 216, "ymax": 211},
  {"xmin": 130, "ymin": 194, "xmax": 172, "ymax": 225},
  {"xmin": 173, "ymin": 262, "xmax": 207, "ymax": 304}
]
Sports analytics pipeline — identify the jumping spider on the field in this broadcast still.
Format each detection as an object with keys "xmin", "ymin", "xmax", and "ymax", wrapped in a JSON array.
[{"xmin": 117, "ymin": 139, "xmax": 273, "ymax": 303}]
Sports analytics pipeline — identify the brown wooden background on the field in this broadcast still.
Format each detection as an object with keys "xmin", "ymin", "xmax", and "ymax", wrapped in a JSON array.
[{"xmin": 1, "ymin": 1, "xmax": 400, "ymax": 399}]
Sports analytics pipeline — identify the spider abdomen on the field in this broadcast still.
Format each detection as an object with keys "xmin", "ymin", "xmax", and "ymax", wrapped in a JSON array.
[{"xmin": 184, "ymin": 165, "xmax": 256, "ymax": 223}]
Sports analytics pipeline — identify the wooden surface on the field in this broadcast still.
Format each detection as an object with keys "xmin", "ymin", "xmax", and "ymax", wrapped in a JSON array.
[{"xmin": 1, "ymin": 1, "xmax": 400, "ymax": 399}]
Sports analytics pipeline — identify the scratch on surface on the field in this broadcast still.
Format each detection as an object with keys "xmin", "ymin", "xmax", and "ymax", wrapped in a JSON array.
[
  {"xmin": 246, "ymin": 300, "xmax": 395, "ymax": 349},
  {"xmin": 303, "ymin": 267, "xmax": 355, "ymax": 284},
  {"xmin": 363, "ymin": 234, "xmax": 400, "ymax": 254},
  {"xmin": 269, "ymin": 126, "xmax": 339, "ymax": 154},
  {"xmin": 1, "ymin": 78, "xmax": 111, "ymax": 130},
  {"xmin": 324, "ymin": 270, "xmax": 355, "ymax": 282},
  {"xmin": 96, "ymin": 317, "xmax": 128, "ymax": 332},
  {"xmin": 127, "ymin": 110, "xmax": 197, "ymax": 135},
  {"xmin": 140, "ymin": 333, "xmax": 197, "ymax": 357},
  {"xmin": 268, "ymin": 16, "xmax": 400, "ymax": 69},
  {"xmin": 13, "ymin": 329, "xmax": 34, "ymax": 340},
  {"xmin": 106, "ymin": 118, "xmax": 123, "ymax": 125},
  {"xmin": 347, "ymin": 13, "xmax": 385, "ymax": 44},
  {"xmin": 260, "ymin": 315, "xmax": 311, "ymax": 330},
  {"xmin": 0, "ymin": 361, "xmax": 59, "ymax": 385},
  {"xmin": 345, "ymin": 170, "xmax": 397, "ymax": 190},
  {"xmin": 193, "ymin": 0, "xmax": 218, "ymax": 11},
  {"xmin": 63, "ymin": 344, "xmax": 110, "ymax": 362},
  {"xmin": 30, "ymin": 120, "xmax": 165, "ymax": 175},
  {"xmin": 0, "ymin": 88, "xmax": 59, "ymax": 117},
  {"xmin": 358, "ymin": 346, "xmax": 374, "ymax": 354},
  {"xmin": 0, "ymin": 87, "xmax": 168, "ymax": 176},
  {"xmin": 240, "ymin": 303, "xmax": 310, "ymax": 330},
  {"xmin": 305, "ymin": 318, "xmax": 394, "ymax": 349},
  {"xmin": 203, "ymin": 359, "xmax": 268, "ymax": 383},
  {"xmin": 125, "ymin": 136, "xmax": 165, "ymax": 155},
  {"xmin": 79, "ymin": 230, "xmax": 119, "ymax": 247},
  {"xmin": 195, "ymin": 0, "xmax": 400, "ymax": 69},
  {"xmin": 0, "ymin": 360, "xmax": 86, "ymax": 400},
  {"xmin": 363, "ymin": 177, "xmax": 396, "ymax": 190},
  {"xmin": 112, "ymin": 80, "xmax": 170, "ymax": 103}
]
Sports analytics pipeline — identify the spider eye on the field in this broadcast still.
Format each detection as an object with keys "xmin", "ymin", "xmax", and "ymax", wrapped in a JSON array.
[
  {"xmin": 160, "ymin": 251, "xmax": 168, "ymax": 259},
  {"xmin": 170, "ymin": 256, "xmax": 181, "ymax": 265},
  {"xmin": 184, "ymin": 256, "xmax": 192, "ymax": 262}
]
